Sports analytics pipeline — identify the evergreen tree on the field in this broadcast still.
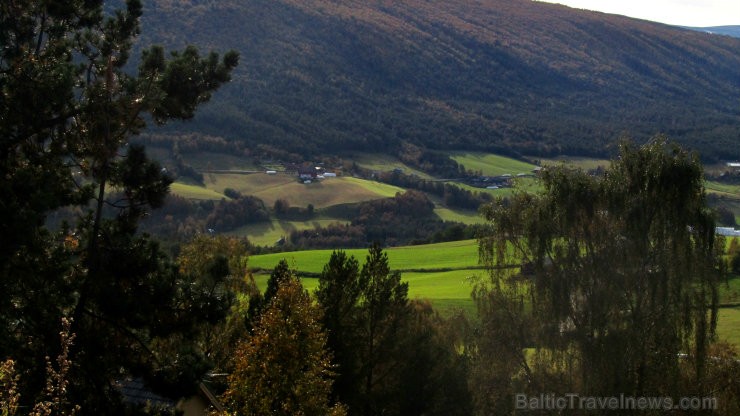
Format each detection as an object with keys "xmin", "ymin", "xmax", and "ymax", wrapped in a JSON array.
[
  {"xmin": 0, "ymin": 0, "xmax": 238, "ymax": 411},
  {"xmin": 355, "ymin": 243, "xmax": 410, "ymax": 415},
  {"xmin": 315, "ymin": 245, "xmax": 411, "ymax": 415},
  {"xmin": 315, "ymin": 251, "xmax": 362, "ymax": 404}
]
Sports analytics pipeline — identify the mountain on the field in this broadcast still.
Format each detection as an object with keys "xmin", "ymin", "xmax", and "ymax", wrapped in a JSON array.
[
  {"xmin": 136, "ymin": 0, "xmax": 740, "ymax": 160},
  {"xmin": 689, "ymin": 26, "xmax": 740, "ymax": 39}
]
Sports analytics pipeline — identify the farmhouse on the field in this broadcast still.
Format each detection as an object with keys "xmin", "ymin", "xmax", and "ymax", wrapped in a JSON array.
[{"xmin": 297, "ymin": 167, "xmax": 317, "ymax": 180}]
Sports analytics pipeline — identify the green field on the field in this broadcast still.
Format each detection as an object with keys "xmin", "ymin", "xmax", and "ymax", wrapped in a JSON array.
[
  {"xmin": 535, "ymin": 156, "xmax": 611, "ymax": 171},
  {"xmin": 706, "ymin": 181, "xmax": 740, "ymax": 199},
  {"xmin": 250, "ymin": 239, "xmax": 482, "ymax": 315},
  {"xmin": 249, "ymin": 240, "xmax": 740, "ymax": 343},
  {"xmin": 249, "ymin": 239, "xmax": 480, "ymax": 273},
  {"xmin": 450, "ymin": 152, "xmax": 537, "ymax": 177},
  {"xmin": 172, "ymin": 173, "xmax": 405, "ymax": 208},
  {"xmin": 433, "ymin": 206, "xmax": 486, "ymax": 224},
  {"xmin": 253, "ymin": 269, "xmax": 480, "ymax": 316},
  {"xmin": 717, "ymin": 306, "xmax": 740, "ymax": 346},
  {"xmin": 228, "ymin": 218, "xmax": 349, "ymax": 247},
  {"xmin": 350, "ymin": 153, "xmax": 434, "ymax": 179},
  {"xmin": 169, "ymin": 182, "xmax": 227, "ymax": 200},
  {"xmin": 453, "ymin": 177, "xmax": 542, "ymax": 198}
]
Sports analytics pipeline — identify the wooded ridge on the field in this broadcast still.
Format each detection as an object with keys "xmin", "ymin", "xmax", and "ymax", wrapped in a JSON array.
[{"xmin": 137, "ymin": 0, "xmax": 740, "ymax": 161}]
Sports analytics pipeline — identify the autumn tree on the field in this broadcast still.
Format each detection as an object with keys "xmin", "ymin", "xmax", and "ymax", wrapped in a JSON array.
[
  {"xmin": 0, "ymin": 0, "xmax": 238, "ymax": 411},
  {"xmin": 224, "ymin": 273, "xmax": 347, "ymax": 416},
  {"xmin": 473, "ymin": 139, "xmax": 726, "ymax": 414}
]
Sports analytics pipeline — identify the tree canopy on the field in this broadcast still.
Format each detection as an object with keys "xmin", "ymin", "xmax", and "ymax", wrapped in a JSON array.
[
  {"xmin": 224, "ymin": 272, "xmax": 347, "ymax": 416},
  {"xmin": 473, "ymin": 139, "xmax": 726, "ymax": 414},
  {"xmin": 0, "ymin": 0, "xmax": 238, "ymax": 412}
]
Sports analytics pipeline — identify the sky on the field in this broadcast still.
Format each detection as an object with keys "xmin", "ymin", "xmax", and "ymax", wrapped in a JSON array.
[{"xmin": 537, "ymin": 0, "xmax": 740, "ymax": 27}]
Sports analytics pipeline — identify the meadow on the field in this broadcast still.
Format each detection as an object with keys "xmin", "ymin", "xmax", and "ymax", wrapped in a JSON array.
[
  {"xmin": 227, "ymin": 218, "xmax": 349, "ymax": 247},
  {"xmin": 535, "ymin": 155, "xmax": 611, "ymax": 171},
  {"xmin": 203, "ymin": 173, "xmax": 405, "ymax": 208},
  {"xmin": 706, "ymin": 181, "xmax": 740, "ymax": 199},
  {"xmin": 169, "ymin": 181, "xmax": 227, "ymax": 200},
  {"xmin": 248, "ymin": 239, "xmax": 481, "ymax": 273},
  {"xmin": 450, "ymin": 152, "xmax": 537, "ymax": 176},
  {"xmin": 249, "ymin": 239, "xmax": 740, "ymax": 345},
  {"xmin": 250, "ymin": 239, "xmax": 484, "ymax": 316},
  {"xmin": 717, "ymin": 305, "xmax": 740, "ymax": 347},
  {"xmin": 349, "ymin": 153, "xmax": 434, "ymax": 179}
]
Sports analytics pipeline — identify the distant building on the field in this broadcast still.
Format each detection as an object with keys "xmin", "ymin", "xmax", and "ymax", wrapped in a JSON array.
[
  {"xmin": 117, "ymin": 378, "xmax": 224, "ymax": 416},
  {"xmin": 265, "ymin": 170, "xmax": 277, "ymax": 175},
  {"xmin": 297, "ymin": 167, "xmax": 316, "ymax": 180},
  {"xmin": 296, "ymin": 165, "xmax": 325, "ymax": 180},
  {"xmin": 716, "ymin": 227, "xmax": 740, "ymax": 237}
]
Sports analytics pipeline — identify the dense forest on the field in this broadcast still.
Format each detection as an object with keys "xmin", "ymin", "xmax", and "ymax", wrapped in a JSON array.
[{"xmin": 133, "ymin": 0, "xmax": 740, "ymax": 161}]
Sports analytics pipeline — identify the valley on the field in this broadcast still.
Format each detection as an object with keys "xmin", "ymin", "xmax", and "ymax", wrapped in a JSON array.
[
  {"xmin": 155, "ymin": 147, "xmax": 740, "ymax": 349},
  {"xmin": 8, "ymin": 0, "xmax": 740, "ymax": 412}
]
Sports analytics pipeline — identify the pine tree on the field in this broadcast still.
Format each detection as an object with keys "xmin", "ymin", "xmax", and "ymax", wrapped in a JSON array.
[{"xmin": 0, "ymin": 1, "xmax": 238, "ymax": 411}]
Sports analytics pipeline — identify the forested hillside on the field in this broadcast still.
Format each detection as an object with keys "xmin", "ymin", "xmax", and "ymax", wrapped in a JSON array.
[{"xmin": 136, "ymin": 0, "xmax": 740, "ymax": 160}]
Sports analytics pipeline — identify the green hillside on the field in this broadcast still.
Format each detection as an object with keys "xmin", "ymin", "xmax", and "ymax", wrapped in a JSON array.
[
  {"xmin": 169, "ymin": 182, "xmax": 227, "ymax": 200},
  {"xmin": 171, "ymin": 173, "xmax": 405, "ymax": 208},
  {"xmin": 451, "ymin": 152, "xmax": 537, "ymax": 176}
]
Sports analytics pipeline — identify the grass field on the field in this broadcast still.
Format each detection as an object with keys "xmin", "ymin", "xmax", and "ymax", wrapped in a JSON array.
[
  {"xmin": 433, "ymin": 206, "xmax": 486, "ymax": 224},
  {"xmin": 705, "ymin": 181, "xmax": 740, "ymax": 199},
  {"xmin": 228, "ymin": 218, "xmax": 349, "ymax": 247},
  {"xmin": 717, "ymin": 306, "xmax": 740, "ymax": 346},
  {"xmin": 250, "ymin": 239, "xmax": 482, "ymax": 315},
  {"xmin": 252, "ymin": 269, "xmax": 480, "ymax": 316},
  {"xmin": 450, "ymin": 152, "xmax": 536, "ymax": 177},
  {"xmin": 453, "ymin": 177, "xmax": 542, "ymax": 197},
  {"xmin": 249, "ymin": 240, "xmax": 740, "ymax": 344},
  {"xmin": 350, "ymin": 153, "xmax": 434, "ymax": 179},
  {"xmin": 248, "ymin": 239, "xmax": 481, "ymax": 273},
  {"xmin": 169, "ymin": 182, "xmax": 227, "ymax": 200},
  {"xmin": 535, "ymin": 156, "xmax": 611, "ymax": 171},
  {"xmin": 172, "ymin": 173, "xmax": 405, "ymax": 208}
]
